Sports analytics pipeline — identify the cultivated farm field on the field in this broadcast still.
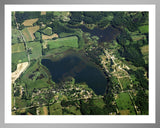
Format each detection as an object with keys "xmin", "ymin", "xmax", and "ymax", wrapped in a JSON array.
[
  {"xmin": 27, "ymin": 41, "xmax": 42, "ymax": 60},
  {"xmin": 22, "ymin": 18, "xmax": 39, "ymax": 26},
  {"xmin": 12, "ymin": 43, "xmax": 25, "ymax": 53},
  {"xmin": 12, "ymin": 29, "xmax": 23, "ymax": 44},
  {"xmin": 42, "ymin": 33, "xmax": 58, "ymax": 40},
  {"xmin": 12, "ymin": 51, "xmax": 28, "ymax": 65},
  {"xmin": 116, "ymin": 92, "xmax": 135, "ymax": 115},
  {"xmin": 22, "ymin": 26, "xmax": 40, "ymax": 42},
  {"xmin": 20, "ymin": 60, "xmax": 50, "ymax": 94},
  {"xmin": 141, "ymin": 44, "xmax": 149, "ymax": 64},
  {"xmin": 139, "ymin": 25, "xmax": 148, "ymax": 34},
  {"xmin": 47, "ymin": 36, "xmax": 79, "ymax": 49},
  {"xmin": 41, "ymin": 11, "xmax": 46, "ymax": 15}
]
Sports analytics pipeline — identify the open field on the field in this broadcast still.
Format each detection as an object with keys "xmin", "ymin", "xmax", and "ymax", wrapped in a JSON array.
[
  {"xmin": 12, "ymin": 43, "xmax": 25, "ymax": 53},
  {"xmin": 22, "ymin": 18, "xmax": 38, "ymax": 26},
  {"xmin": 139, "ymin": 25, "xmax": 148, "ymax": 33},
  {"xmin": 49, "ymin": 103, "xmax": 62, "ymax": 115},
  {"xmin": 53, "ymin": 11, "xmax": 70, "ymax": 17},
  {"xmin": 47, "ymin": 36, "xmax": 79, "ymax": 49},
  {"xmin": 141, "ymin": 45, "xmax": 149, "ymax": 64},
  {"xmin": 12, "ymin": 62, "xmax": 29, "ymax": 83},
  {"xmin": 42, "ymin": 27, "xmax": 52, "ymax": 35},
  {"xmin": 42, "ymin": 33, "xmax": 58, "ymax": 40},
  {"xmin": 41, "ymin": 11, "xmax": 46, "ymax": 15},
  {"xmin": 22, "ymin": 26, "xmax": 40, "ymax": 42},
  {"xmin": 12, "ymin": 29, "xmax": 23, "ymax": 44},
  {"xmin": 39, "ymin": 106, "xmax": 48, "ymax": 115},
  {"xmin": 119, "ymin": 77, "xmax": 131, "ymax": 90},
  {"xmin": 22, "ymin": 28, "xmax": 32, "ymax": 42},
  {"xmin": 131, "ymin": 35, "xmax": 146, "ymax": 41},
  {"xmin": 141, "ymin": 45, "xmax": 148, "ymax": 55},
  {"xmin": 64, "ymin": 106, "xmax": 81, "ymax": 115},
  {"xmin": 116, "ymin": 92, "xmax": 135, "ymax": 115},
  {"xmin": 12, "ymin": 51, "xmax": 28, "ymax": 65},
  {"xmin": 27, "ymin": 42, "xmax": 42, "ymax": 60},
  {"xmin": 20, "ymin": 60, "xmax": 50, "ymax": 93}
]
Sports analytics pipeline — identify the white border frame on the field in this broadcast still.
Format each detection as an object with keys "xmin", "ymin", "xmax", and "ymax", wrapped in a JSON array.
[{"xmin": 5, "ymin": 4, "xmax": 156, "ymax": 123}]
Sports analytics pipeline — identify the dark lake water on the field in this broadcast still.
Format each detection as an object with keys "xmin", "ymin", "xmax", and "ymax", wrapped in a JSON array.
[
  {"xmin": 68, "ymin": 25, "xmax": 120, "ymax": 42},
  {"xmin": 41, "ymin": 55, "xmax": 108, "ymax": 95}
]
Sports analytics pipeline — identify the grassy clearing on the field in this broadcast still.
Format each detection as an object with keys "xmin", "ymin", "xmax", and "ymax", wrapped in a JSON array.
[
  {"xmin": 141, "ymin": 45, "xmax": 149, "ymax": 55},
  {"xmin": 64, "ymin": 106, "xmax": 81, "ymax": 115},
  {"xmin": 131, "ymin": 35, "xmax": 146, "ymax": 41},
  {"xmin": 22, "ymin": 18, "xmax": 38, "ymax": 26},
  {"xmin": 119, "ymin": 77, "xmax": 131, "ymax": 90},
  {"xmin": 20, "ymin": 60, "xmax": 50, "ymax": 94},
  {"xmin": 91, "ymin": 98, "xmax": 105, "ymax": 109},
  {"xmin": 119, "ymin": 110, "xmax": 130, "ymax": 115},
  {"xmin": 12, "ymin": 43, "xmax": 25, "ymax": 53},
  {"xmin": 22, "ymin": 26, "xmax": 40, "ymax": 42},
  {"xmin": 42, "ymin": 33, "xmax": 58, "ymax": 40},
  {"xmin": 116, "ymin": 92, "xmax": 135, "ymax": 115},
  {"xmin": 141, "ymin": 45, "xmax": 149, "ymax": 64},
  {"xmin": 139, "ymin": 25, "xmax": 148, "ymax": 33},
  {"xmin": 12, "ymin": 51, "xmax": 28, "ymax": 65},
  {"xmin": 15, "ymin": 97, "xmax": 29, "ymax": 108},
  {"xmin": 49, "ymin": 103, "xmax": 62, "ymax": 115},
  {"xmin": 42, "ymin": 27, "xmax": 52, "ymax": 35},
  {"xmin": 39, "ymin": 106, "xmax": 48, "ymax": 115},
  {"xmin": 27, "ymin": 42, "xmax": 42, "ymax": 60},
  {"xmin": 22, "ymin": 28, "xmax": 32, "ymax": 42},
  {"xmin": 12, "ymin": 28, "xmax": 23, "ymax": 44},
  {"xmin": 41, "ymin": 11, "xmax": 46, "ymax": 15},
  {"xmin": 53, "ymin": 12, "xmax": 70, "ymax": 21},
  {"xmin": 47, "ymin": 36, "xmax": 78, "ymax": 49},
  {"xmin": 27, "ymin": 26, "xmax": 40, "ymax": 41}
]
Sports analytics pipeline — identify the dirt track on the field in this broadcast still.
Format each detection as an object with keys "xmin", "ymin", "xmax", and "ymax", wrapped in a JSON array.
[{"xmin": 12, "ymin": 62, "xmax": 29, "ymax": 84}]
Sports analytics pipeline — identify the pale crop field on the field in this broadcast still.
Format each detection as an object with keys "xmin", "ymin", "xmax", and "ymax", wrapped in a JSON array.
[
  {"xmin": 12, "ymin": 43, "xmax": 25, "ymax": 53},
  {"xmin": 22, "ymin": 18, "xmax": 39, "ymax": 26},
  {"xmin": 42, "ymin": 33, "xmax": 59, "ymax": 40},
  {"xmin": 22, "ymin": 26, "xmax": 40, "ymax": 41},
  {"xmin": 41, "ymin": 11, "xmax": 46, "ymax": 15}
]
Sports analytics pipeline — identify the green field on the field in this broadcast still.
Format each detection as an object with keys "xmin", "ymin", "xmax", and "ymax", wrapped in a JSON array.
[
  {"xmin": 47, "ymin": 36, "xmax": 79, "ymax": 49},
  {"xmin": 15, "ymin": 97, "xmax": 30, "ymax": 108},
  {"xmin": 20, "ymin": 60, "xmax": 50, "ymax": 93},
  {"xmin": 12, "ymin": 29, "xmax": 23, "ymax": 44},
  {"xmin": 141, "ymin": 45, "xmax": 149, "ymax": 64},
  {"xmin": 63, "ymin": 106, "xmax": 81, "ymax": 115},
  {"xmin": 119, "ymin": 77, "xmax": 131, "ymax": 90},
  {"xmin": 49, "ymin": 103, "xmax": 62, "ymax": 115},
  {"xmin": 27, "ymin": 42, "xmax": 42, "ymax": 60},
  {"xmin": 22, "ymin": 28, "xmax": 32, "ymax": 42},
  {"xmin": 139, "ymin": 25, "xmax": 148, "ymax": 33},
  {"xmin": 39, "ymin": 106, "xmax": 48, "ymax": 115},
  {"xmin": 12, "ymin": 43, "xmax": 25, "ymax": 53},
  {"xmin": 12, "ymin": 51, "xmax": 28, "ymax": 64},
  {"xmin": 116, "ymin": 92, "xmax": 135, "ymax": 115},
  {"xmin": 42, "ymin": 27, "xmax": 52, "ymax": 35}
]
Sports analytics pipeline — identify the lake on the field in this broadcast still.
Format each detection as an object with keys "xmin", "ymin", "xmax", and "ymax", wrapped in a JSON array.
[
  {"xmin": 41, "ymin": 55, "xmax": 108, "ymax": 95},
  {"xmin": 68, "ymin": 25, "xmax": 120, "ymax": 42}
]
